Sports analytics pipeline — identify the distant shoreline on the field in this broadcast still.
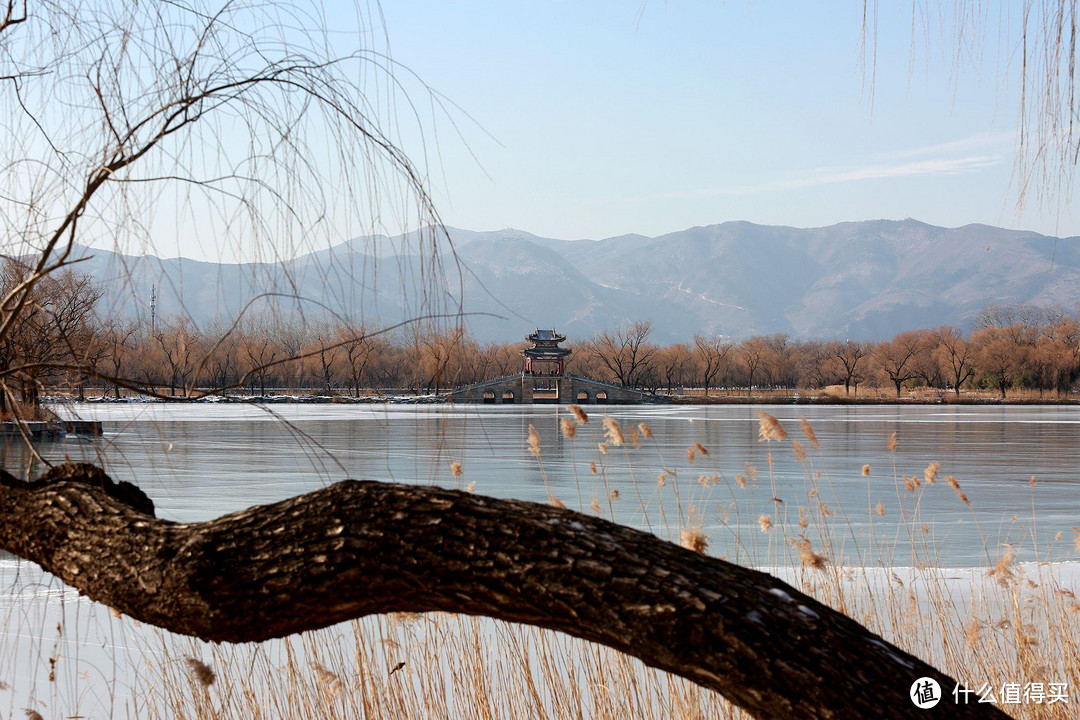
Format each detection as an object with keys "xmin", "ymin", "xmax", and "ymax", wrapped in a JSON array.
[
  {"xmin": 669, "ymin": 395, "xmax": 1080, "ymax": 406},
  {"xmin": 52, "ymin": 391, "xmax": 1080, "ymax": 406}
]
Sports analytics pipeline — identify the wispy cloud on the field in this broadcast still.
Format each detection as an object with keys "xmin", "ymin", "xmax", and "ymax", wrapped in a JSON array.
[
  {"xmin": 661, "ymin": 131, "xmax": 1013, "ymax": 200},
  {"xmin": 874, "ymin": 131, "xmax": 1015, "ymax": 162},
  {"xmin": 782, "ymin": 154, "xmax": 1002, "ymax": 187}
]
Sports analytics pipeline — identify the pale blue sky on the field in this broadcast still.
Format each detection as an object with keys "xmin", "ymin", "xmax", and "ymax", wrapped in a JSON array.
[
  {"xmin": 367, "ymin": 1, "xmax": 1076, "ymax": 241},
  {"xmin": 51, "ymin": 1, "xmax": 1071, "ymax": 263}
]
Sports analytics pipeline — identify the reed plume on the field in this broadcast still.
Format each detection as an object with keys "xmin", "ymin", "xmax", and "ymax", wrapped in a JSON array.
[
  {"xmin": 186, "ymin": 657, "xmax": 216, "ymax": 687},
  {"xmin": 758, "ymin": 412, "xmax": 787, "ymax": 442},
  {"xmin": 603, "ymin": 416, "xmax": 624, "ymax": 446},
  {"xmin": 527, "ymin": 425, "xmax": 541, "ymax": 459},
  {"xmin": 799, "ymin": 417, "xmax": 819, "ymax": 447},
  {"xmin": 680, "ymin": 527, "xmax": 709, "ymax": 554},
  {"xmin": 560, "ymin": 417, "xmax": 576, "ymax": 438},
  {"xmin": 793, "ymin": 538, "xmax": 827, "ymax": 569}
]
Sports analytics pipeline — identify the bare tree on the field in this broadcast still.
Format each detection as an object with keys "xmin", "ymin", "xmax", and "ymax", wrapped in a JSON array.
[
  {"xmin": 656, "ymin": 342, "xmax": 694, "ymax": 394},
  {"xmin": 932, "ymin": 326, "xmax": 977, "ymax": 397},
  {"xmin": 828, "ymin": 339, "xmax": 871, "ymax": 397},
  {"xmin": 491, "ymin": 341, "xmax": 527, "ymax": 378},
  {"xmin": 97, "ymin": 317, "xmax": 140, "ymax": 399},
  {"xmin": 794, "ymin": 340, "xmax": 836, "ymax": 389},
  {"xmin": 973, "ymin": 326, "xmax": 1024, "ymax": 399},
  {"xmin": 305, "ymin": 323, "xmax": 343, "ymax": 395},
  {"xmin": 0, "ymin": 259, "xmax": 102, "ymax": 411},
  {"xmin": 693, "ymin": 333, "xmax": 732, "ymax": 397},
  {"xmin": 155, "ymin": 317, "xmax": 202, "ymax": 398},
  {"xmin": 241, "ymin": 322, "xmax": 281, "ymax": 396},
  {"xmin": 589, "ymin": 320, "xmax": 658, "ymax": 388},
  {"xmin": 204, "ymin": 321, "xmax": 240, "ymax": 395},
  {"xmin": 1044, "ymin": 317, "xmax": 1080, "ymax": 394},
  {"xmin": 412, "ymin": 324, "xmax": 466, "ymax": 395},
  {"xmin": 340, "ymin": 325, "xmax": 376, "ymax": 398},
  {"xmin": 737, "ymin": 336, "xmax": 774, "ymax": 395},
  {"xmin": 873, "ymin": 330, "xmax": 929, "ymax": 398}
]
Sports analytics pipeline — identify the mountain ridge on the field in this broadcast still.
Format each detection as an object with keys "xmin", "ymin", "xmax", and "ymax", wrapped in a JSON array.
[{"xmin": 69, "ymin": 219, "xmax": 1080, "ymax": 343}]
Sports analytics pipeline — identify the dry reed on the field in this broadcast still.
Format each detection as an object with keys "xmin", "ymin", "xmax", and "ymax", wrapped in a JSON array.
[
  {"xmin": 186, "ymin": 657, "xmax": 216, "ymax": 686},
  {"xmin": 560, "ymin": 417, "xmax": 577, "ymax": 438},
  {"xmin": 602, "ymin": 416, "xmax": 624, "ymax": 446},
  {"xmin": 527, "ymin": 424, "xmax": 541, "ymax": 459},
  {"xmin": 110, "ymin": 407, "xmax": 1080, "ymax": 720}
]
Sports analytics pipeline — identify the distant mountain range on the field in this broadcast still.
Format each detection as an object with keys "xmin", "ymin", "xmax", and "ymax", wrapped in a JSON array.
[{"xmin": 75, "ymin": 219, "xmax": 1080, "ymax": 344}]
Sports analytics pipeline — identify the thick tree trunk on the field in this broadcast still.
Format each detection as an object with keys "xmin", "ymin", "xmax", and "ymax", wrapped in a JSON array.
[{"xmin": 0, "ymin": 463, "xmax": 1008, "ymax": 720}]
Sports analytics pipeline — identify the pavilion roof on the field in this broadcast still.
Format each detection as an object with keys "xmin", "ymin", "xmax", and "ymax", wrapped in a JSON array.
[{"xmin": 527, "ymin": 328, "xmax": 566, "ymax": 343}]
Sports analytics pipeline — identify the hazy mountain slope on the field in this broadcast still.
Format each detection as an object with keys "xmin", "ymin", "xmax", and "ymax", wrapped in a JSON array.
[
  {"xmin": 75, "ymin": 248, "xmax": 418, "ymax": 330},
  {"xmin": 565, "ymin": 222, "xmax": 825, "ymax": 337},
  {"xmin": 70, "ymin": 219, "xmax": 1080, "ymax": 343},
  {"xmin": 453, "ymin": 237, "xmax": 698, "ymax": 342},
  {"xmin": 795, "ymin": 220, "xmax": 1080, "ymax": 337},
  {"xmin": 557, "ymin": 219, "xmax": 1080, "ymax": 340}
]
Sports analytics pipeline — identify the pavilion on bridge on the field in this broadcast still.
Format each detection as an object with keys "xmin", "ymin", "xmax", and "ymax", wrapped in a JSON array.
[{"xmin": 522, "ymin": 328, "xmax": 571, "ymax": 377}]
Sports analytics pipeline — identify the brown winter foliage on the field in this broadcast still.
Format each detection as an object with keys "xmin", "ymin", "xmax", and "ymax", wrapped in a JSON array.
[{"xmin": 13, "ymin": 282, "xmax": 1080, "ymax": 401}]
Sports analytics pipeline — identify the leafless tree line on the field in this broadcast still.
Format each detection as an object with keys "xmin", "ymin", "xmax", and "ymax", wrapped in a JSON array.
[
  {"xmin": 578, "ymin": 312, "xmax": 1080, "ymax": 399},
  {"xmin": 12, "ymin": 270, "xmax": 1080, "ymax": 403}
]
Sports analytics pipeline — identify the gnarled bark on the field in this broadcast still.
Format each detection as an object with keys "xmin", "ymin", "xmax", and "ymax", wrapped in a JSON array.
[{"xmin": 0, "ymin": 463, "xmax": 1008, "ymax": 720}]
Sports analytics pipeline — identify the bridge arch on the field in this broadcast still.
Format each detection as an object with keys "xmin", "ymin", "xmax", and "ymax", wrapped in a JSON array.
[{"xmin": 454, "ymin": 372, "xmax": 654, "ymax": 405}]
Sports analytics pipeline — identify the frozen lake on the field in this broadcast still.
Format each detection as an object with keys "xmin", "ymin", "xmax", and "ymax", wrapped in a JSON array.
[
  {"xmin": 0, "ymin": 402, "xmax": 1078, "ymax": 714},
  {"xmin": 18, "ymin": 401, "xmax": 1080, "ymax": 565}
]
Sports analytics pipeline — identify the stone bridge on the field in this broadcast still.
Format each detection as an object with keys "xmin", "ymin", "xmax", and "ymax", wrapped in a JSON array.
[{"xmin": 448, "ymin": 374, "xmax": 657, "ymax": 405}]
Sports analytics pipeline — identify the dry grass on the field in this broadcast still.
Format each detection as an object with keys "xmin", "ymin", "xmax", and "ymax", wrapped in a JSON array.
[
  {"xmin": 136, "ymin": 614, "xmax": 754, "ymax": 720},
  {"xmin": 127, "ymin": 410, "xmax": 1079, "ymax": 719}
]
